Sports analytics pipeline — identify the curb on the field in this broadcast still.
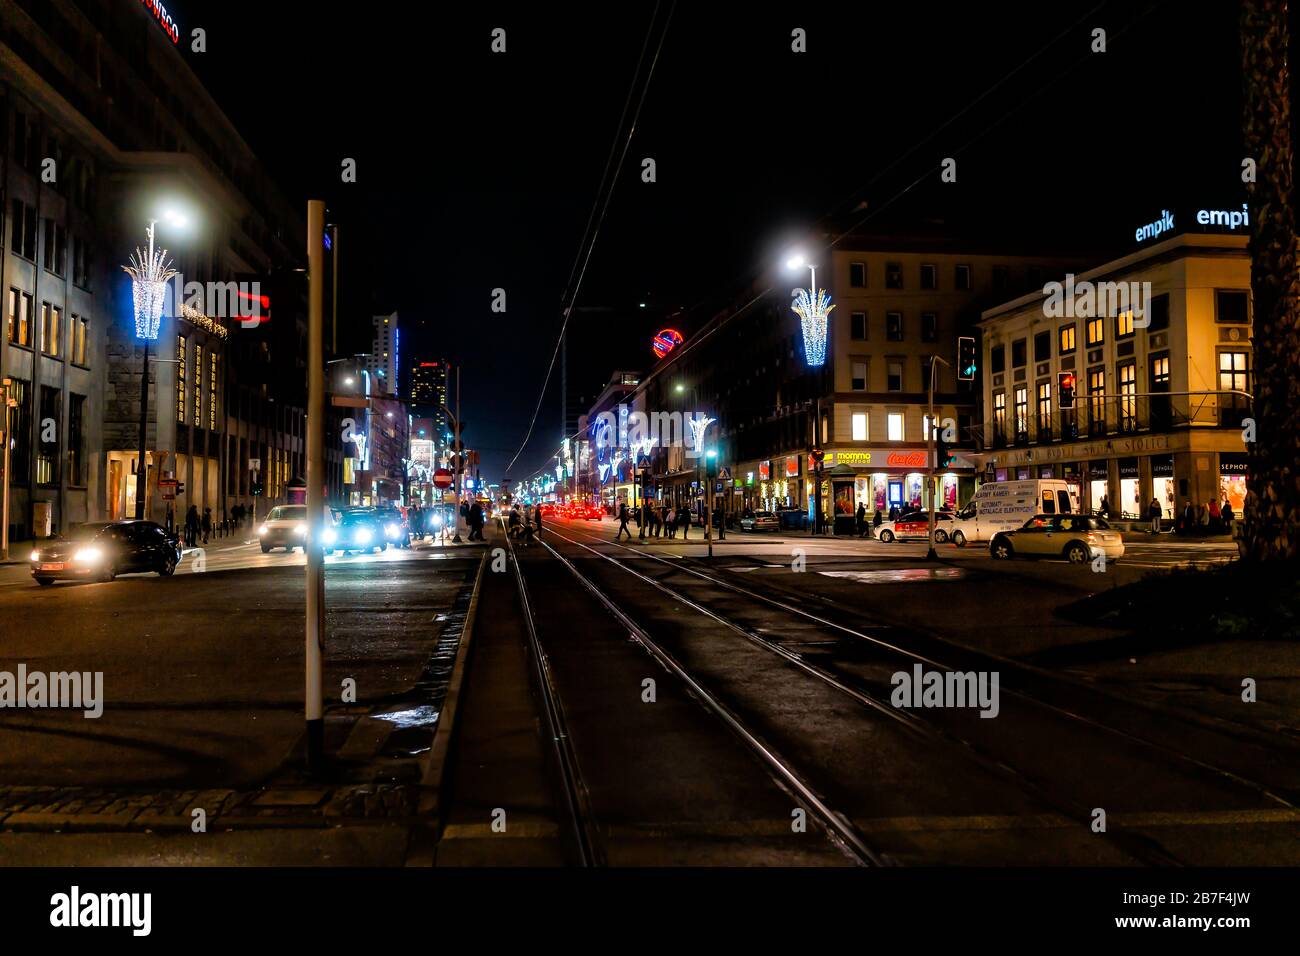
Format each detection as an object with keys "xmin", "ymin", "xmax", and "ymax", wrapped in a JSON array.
[{"xmin": 405, "ymin": 546, "xmax": 490, "ymax": 865}]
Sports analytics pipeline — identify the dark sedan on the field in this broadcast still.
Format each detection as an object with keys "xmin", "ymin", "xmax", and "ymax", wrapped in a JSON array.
[{"xmin": 30, "ymin": 520, "xmax": 182, "ymax": 585}]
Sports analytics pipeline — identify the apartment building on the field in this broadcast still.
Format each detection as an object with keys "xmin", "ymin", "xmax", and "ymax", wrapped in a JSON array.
[{"xmin": 977, "ymin": 232, "xmax": 1253, "ymax": 520}]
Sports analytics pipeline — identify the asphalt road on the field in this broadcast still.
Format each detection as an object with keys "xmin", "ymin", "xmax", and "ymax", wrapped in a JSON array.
[
  {"xmin": 495, "ymin": 517, "xmax": 1298, "ymax": 865},
  {"xmin": 0, "ymin": 540, "xmax": 479, "ymax": 790}
]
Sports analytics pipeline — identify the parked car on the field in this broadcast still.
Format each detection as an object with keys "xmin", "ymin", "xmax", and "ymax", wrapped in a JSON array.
[
  {"xmin": 876, "ymin": 511, "xmax": 954, "ymax": 543},
  {"xmin": 258, "ymin": 504, "xmax": 309, "ymax": 553},
  {"xmin": 740, "ymin": 511, "xmax": 780, "ymax": 532},
  {"xmin": 30, "ymin": 520, "xmax": 182, "ymax": 585},
  {"xmin": 989, "ymin": 514, "xmax": 1124, "ymax": 564},
  {"xmin": 322, "ymin": 511, "xmax": 387, "ymax": 555}
]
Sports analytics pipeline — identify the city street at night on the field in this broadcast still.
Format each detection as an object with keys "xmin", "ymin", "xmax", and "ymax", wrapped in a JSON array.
[{"xmin": 1, "ymin": 0, "xmax": 1298, "ymax": 942}]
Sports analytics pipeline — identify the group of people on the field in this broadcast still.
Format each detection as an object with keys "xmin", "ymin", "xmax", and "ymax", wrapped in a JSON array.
[
  {"xmin": 181, "ymin": 505, "xmax": 213, "ymax": 548},
  {"xmin": 507, "ymin": 503, "xmax": 542, "ymax": 545},
  {"xmin": 1174, "ymin": 498, "xmax": 1235, "ymax": 536},
  {"xmin": 615, "ymin": 501, "xmax": 695, "ymax": 541},
  {"xmin": 853, "ymin": 503, "xmax": 886, "ymax": 538}
]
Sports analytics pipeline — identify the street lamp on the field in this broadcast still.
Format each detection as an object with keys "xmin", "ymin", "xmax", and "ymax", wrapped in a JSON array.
[{"xmin": 122, "ymin": 217, "xmax": 183, "ymax": 520}]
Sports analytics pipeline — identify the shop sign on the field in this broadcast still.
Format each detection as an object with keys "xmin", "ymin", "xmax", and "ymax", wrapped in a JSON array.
[
  {"xmin": 1220, "ymin": 452, "xmax": 1250, "ymax": 474},
  {"xmin": 786, "ymin": 458, "xmax": 800, "ymax": 477},
  {"xmin": 1152, "ymin": 456, "xmax": 1175, "ymax": 477},
  {"xmin": 759, "ymin": 461, "xmax": 771, "ymax": 480},
  {"xmin": 1118, "ymin": 458, "xmax": 1139, "ymax": 479}
]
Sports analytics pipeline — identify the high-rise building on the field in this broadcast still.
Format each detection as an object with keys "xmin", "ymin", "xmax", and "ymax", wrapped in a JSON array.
[
  {"xmin": 367, "ymin": 312, "xmax": 399, "ymax": 395},
  {"xmin": 410, "ymin": 359, "xmax": 449, "ymax": 452}
]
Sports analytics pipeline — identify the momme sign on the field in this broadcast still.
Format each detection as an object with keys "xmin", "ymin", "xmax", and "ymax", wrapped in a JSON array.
[{"xmin": 139, "ymin": 0, "xmax": 180, "ymax": 44}]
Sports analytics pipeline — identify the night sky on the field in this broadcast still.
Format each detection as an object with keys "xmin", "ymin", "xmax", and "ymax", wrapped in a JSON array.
[{"xmin": 186, "ymin": 0, "xmax": 1255, "ymax": 482}]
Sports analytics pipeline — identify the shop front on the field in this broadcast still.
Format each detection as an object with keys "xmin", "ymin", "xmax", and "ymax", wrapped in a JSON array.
[
  {"xmin": 823, "ymin": 448, "xmax": 977, "ymax": 523},
  {"xmin": 1218, "ymin": 452, "xmax": 1248, "ymax": 515}
]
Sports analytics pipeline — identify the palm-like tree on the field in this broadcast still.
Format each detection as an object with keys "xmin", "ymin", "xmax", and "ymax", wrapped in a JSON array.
[{"xmin": 1240, "ymin": 0, "xmax": 1300, "ymax": 560}]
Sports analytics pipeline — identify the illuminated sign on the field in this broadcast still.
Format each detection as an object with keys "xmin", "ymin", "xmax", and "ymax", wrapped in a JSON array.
[
  {"xmin": 140, "ymin": 0, "xmax": 180, "ymax": 44},
  {"xmin": 1135, "ymin": 202, "xmax": 1249, "ymax": 243},
  {"xmin": 652, "ymin": 328, "xmax": 684, "ymax": 360}
]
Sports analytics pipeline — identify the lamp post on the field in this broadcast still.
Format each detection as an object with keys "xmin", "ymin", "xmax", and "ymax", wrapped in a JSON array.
[
  {"xmin": 122, "ymin": 217, "xmax": 181, "ymax": 521},
  {"xmin": 0, "ymin": 378, "xmax": 16, "ymax": 561}
]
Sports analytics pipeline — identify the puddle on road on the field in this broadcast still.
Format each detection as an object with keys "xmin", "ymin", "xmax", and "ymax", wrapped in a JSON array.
[
  {"xmin": 371, "ymin": 704, "xmax": 440, "ymax": 729},
  {"xmin": 818, "ymin": 568, "xmax": 965, "ymax": 584}
]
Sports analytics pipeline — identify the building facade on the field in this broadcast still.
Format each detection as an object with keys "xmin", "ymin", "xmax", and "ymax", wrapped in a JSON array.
[
  {"xmin": 977, "ymin": 233, "xmax": 1253, "ymax": 521},
  {"xmin": 1, "ymin": 0, "xmax": 308, "ymax": 539},
  {"xmin": 367, "ymin": 312, "xmax": 398, "ymax": 396}
]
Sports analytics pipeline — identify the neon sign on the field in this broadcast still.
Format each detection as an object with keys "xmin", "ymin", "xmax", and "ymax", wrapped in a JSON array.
[
  {"xmin": 652, "ymin": 328, "xmax": 684, "ymax": 360},
  {"xmin": 140, "ymin": 0, "xmax": 181, "ymax": 44}
]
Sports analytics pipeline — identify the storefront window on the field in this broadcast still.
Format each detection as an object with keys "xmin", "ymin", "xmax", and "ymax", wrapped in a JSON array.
[
  {"xmin": 1219, "ymin": 455, "xmax": 1248, "ymax": 515},
  {"xmin": 941, "ymin": 474, "xmax": 958, "ymax": 509},
  {"xmin": 854, "ymin": 476, "xmax": 870, "ymax": 508},
  {"xmin": 872, "ymin": 474, "xmax": 887, "ymax": 512},
  {"xmin": 1119, "ymin": 458, "xmax": 1140, "ymax": 518},
  {"xmin": 905, "ymin": 474, "xmax": 923, "ymax": 511}
]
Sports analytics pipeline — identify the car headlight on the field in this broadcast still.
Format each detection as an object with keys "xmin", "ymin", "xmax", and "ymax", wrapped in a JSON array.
[
  {"xmin": 29, "ymin": 549, "xmax": 41, "ymax": 562},
  {"xmin": 322, "ymin": 528, "xmax": 338, "ymax": 545},
  {"xmin": 384, "ymin": 523, "xmax": 397, "ymax": 536},
  {"xmin": 73, "ymin": 547, "xmax": 102, "ymax": 564},
  {"xmin": 258, "ymin": 525, "xmax": 268, "ymax": 536},
  {"xmin": 354, "ymin": 528, "xmax": 372, "ymax": 544},
  {"xmin": 293, "ymin": 523, "xmax": 307, "ymax": 535}
]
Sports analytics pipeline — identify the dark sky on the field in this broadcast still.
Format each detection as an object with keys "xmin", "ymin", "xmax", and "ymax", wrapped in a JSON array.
[{"xmin": 185, "ymin": 0, "xmax": 1252, "ymax": 482}]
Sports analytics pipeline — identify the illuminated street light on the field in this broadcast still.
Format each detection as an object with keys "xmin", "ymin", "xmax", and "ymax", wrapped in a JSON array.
[{"xmin": 786, "ymin": 252, "xmax": 833, "ymax": 368}]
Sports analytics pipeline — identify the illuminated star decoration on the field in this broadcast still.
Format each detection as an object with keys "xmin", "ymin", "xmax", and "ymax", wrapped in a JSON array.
[
  {"xmin": 790, "ymin": 286, "xmax": 835, "ymax": 367},
  {"xmin": 122, "ymin": 241, "xmax": 178, "ymax": 341},
  {"xmin": 687, "ymin": 415, "xmax": 715, "ymax": 456}
]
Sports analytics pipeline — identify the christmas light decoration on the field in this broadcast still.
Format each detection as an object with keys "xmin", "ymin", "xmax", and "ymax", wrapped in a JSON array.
[
  {"xmin": 121, "ymin": 225, "xmax": 178, "ymax": 341},
  {"xmin": 687, "ymin": 415, "xmax": 715, "ymax": 454},
  {"xmin": 790, "ymin": 286, "xmax": 835, "ymax": 367}
]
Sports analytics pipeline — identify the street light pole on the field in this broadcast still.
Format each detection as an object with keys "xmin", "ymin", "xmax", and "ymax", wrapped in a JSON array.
[
  {"xmin": 305, "ymin": 199, "xmax": 327, "ymax": 771},
  {"xmin": 0, "ymin": 379, "xmax": 14, "ymax": 561}
]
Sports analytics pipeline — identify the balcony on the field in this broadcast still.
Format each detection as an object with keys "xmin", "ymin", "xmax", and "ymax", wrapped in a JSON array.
[{"xmin": 993, "ymin": 392, "xmax": 1250, "ymax": 448}]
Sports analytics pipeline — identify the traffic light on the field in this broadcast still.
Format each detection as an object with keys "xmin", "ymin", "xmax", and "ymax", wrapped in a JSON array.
[
  {"xmin": 1058, "ymin": 371, "xmax": 1077, "ymax": 409},
  {"xmin": 935, "ymin": 438, "xmax": 955, "ymax": 470},
  {"xmin": 251, "ymin": 480, "xmax": 264, "ymax": 497},
  {"xmin": 705, "ymin": 449, "xmax": 718, "ymax": 479},
  {"xmin": 175, "ymin": 482, "xmax": 186, "ymax": 496},
  {"xmin": 957, "ymin": 336, "xmax": 977, "ymax": 381}
]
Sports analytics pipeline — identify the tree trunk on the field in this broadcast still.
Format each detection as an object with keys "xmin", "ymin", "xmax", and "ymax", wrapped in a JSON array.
[{"xmin": 1239, "ymin": 0, "xmax": 1300, "ymax": 560}]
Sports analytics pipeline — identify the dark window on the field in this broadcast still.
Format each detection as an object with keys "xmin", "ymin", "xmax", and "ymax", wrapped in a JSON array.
[
  {"xmin": 37, "ymin": 386, "xmax": 60, "ymax": 485},
  {"xmin": 920, "ymin": 263, "xmax": 937, "ymax": 290},
  {"xmin": 1033, "ymin": 331, "xmax": 1051, "ymax": 362},
  {"xmin": 850, "ymin": 312, "xmax": 866, "ymax": 340},
  {"xmin": 1216, "ymin": 290, "xmax": 1249, "ymax": 324},
  {"xmin": 849, "ymin": 262, "xmax": 865, "ymax": 288},
  {"xmin": 10, "ymin": 200, "xmax": 37, "ymax": 260},
  {"xmin": 1147, "ymin": 293, "xmax": 1169, "ymax": 331},
  {"xmin": 9, "ymin": 379, "xmax": 32, "ymax": 480},
  {"xmin": 992, "ymin": 266, "xmax": 1010, "ymax": 292},
  {"xmin": 1011, "ymin": 338, "xmax": 1027, "ymax": 368},
  {"xmin": 887, "ymin": 361, "xmax": 903, "ymax": 392},
  {"xmin": 921, "ymin": 359, "xmax": 933, "ymax": 392},
  {"xmin": 68, "ymin": 393, "xmax": 86, "ymax": 486},
  {"xmin": 955, "ymin": 264, "xmax": 972, "ymax": 290},
  {"xmin": 41, "ymin": 220, "xmax": 66, "ymax": 276},
  {"xmin": 885, "ymin": 262, "xmax": 903, "ymax": 290},
  {"xmin": 990, "ymin": 344, "xmax": 1006, "ymax": 374},
  {"xmin": 921, "ymin": 312, "xmax": 938, "ymax": 342},
  {"xmin": 886, "ymin": 312, "xmax": 903, "ymax": 341}
]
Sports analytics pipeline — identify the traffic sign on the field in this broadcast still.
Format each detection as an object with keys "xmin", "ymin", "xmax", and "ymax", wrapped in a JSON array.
[
  {"xmin": 433, "ymin": 468, "xmax": 453, "ymax": 489},
  {"xmin": 248, "ymin": 458, "xmax": 261, "ymax": 471}
]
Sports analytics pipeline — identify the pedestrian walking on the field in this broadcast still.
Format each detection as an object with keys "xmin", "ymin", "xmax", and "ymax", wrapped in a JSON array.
[
  {"xmin": 184, "ymin": 505, "xmax": 200, "ymax": 549},
  {"xmin": 1148, "ymin": 497, "xmax": 1162, "ymax": 534},
  {"xmin": 1208, "ymin": 498, "xmax": 1221, "ymax": 534},
  {"xmin": 665, "ymin": 506, "xmax": 676, "ymax": 539},
  {"xmin": 469, "ymin": 501, "xmax": 485, "ymax": 541},
  {"xmin": 1099, "ymin": 494, "xmax": 1110, "ymax": 519},
  {"xmin": 533, "ymin": 501, "xmax": 542, "ymax": 540},
  {"xmin": 872, "ymin": 509, "xmax": 883, "ymax": 535},
  {"xmin": 679, "ymin": 505, "xmax": 691, "ymax": 540},
  {"xmin": 1221, "ymin": 499, "xmax": 1235, "ymax": 531},
  {"xmin": 1199, "ymin": 501, "xmax": 1212, "ymax": 536},
  {"xmin": 616, "ymin": 503, "xmax": 632, "ymax": 541},
  {"xmin": 856, "ymin": 502, "xmax": 867, "ymax": 538},
  {"xmin": 201, "ymin": 507, "xmax": 213, "ymax": 545}
]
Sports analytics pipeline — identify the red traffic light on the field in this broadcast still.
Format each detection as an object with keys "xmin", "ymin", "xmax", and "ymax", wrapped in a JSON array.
[{"xmin": 1059, "ymin": 372, "xmax": 1075, "ymax": 390}]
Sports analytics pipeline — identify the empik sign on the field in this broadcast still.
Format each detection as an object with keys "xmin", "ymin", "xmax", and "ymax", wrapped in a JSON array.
[{"xmin": 1135, "ymin": 203, "xmax": 1250, "ymax": 243}]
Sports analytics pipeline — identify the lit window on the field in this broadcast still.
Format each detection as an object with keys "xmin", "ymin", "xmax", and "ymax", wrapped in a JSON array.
[
  {"xmin": 1059, "ymin": 324, "xmax": 1076, "ymax": 353},
  {"xmin": 1087, "ymin": 316, "xmax": 1105, "ymax": 346},
  {"xmin": 887, "ymin": 412, "xmax": 905, "ymax": 441},
  {"xmin": 852, "ymin": 413, "xmax": 867, "ymax": 441}
]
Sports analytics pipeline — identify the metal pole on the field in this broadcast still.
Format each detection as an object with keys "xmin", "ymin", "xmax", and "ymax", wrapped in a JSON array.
[
  {"xmin": 330, "ymin": 225, "xmax": 339, "ymax": 357},
  {"xmin": 453, "ymin": 365, "xmax": 462, "ymax": 542},
  {"xmin": 1, "ymin": 383, "xmax": 11, "ymax": 561},
  {"xmin": 305, "ymin": 199, "xmax": 327, "ymax": 771},
  {"xmin": 927, "ymin": 356, "xmax": 938, "ymax": 561},
  {"xmin": 705, "ymin": 446, "xmax": 713, "ymax": 559},
  {"xmin": 135, "ymin": 336, "xmax": 149, "ymax": 520}
]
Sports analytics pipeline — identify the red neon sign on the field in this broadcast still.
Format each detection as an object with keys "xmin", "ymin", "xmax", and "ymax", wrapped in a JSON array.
[
  {"xmin": 140, "ymin": 0, "xmax": 181, "ymax": 44},
  {"xmin": 886, "ymin": 451, "xmax": 928, "ymax": 468},
  {"xmin": 652, "ymin": 328, "xmax": 684, "ymax": 360}
]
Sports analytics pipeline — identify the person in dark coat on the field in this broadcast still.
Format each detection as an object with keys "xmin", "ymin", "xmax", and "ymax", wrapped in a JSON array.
[
  {"xmin": 679, "ymin": 505, "xmax": 691, "ymax": 540},
  {"xmin": 616, "ymin": 503, "xmax": 632, "ymax": 541},
  {"xmin": 873, "ymin": 509, "xmax": 883, "ymax": 532},
  {"xmin": 184, "ymin": 505, "xmax": 200, "ymax": 548},
  {"xmin": 532, "ymin": 502, "xmax": 542, "ymax": 540},
  {"xmin": 469, "ymin": 501, "xmax": 485, "ymax": 541},
  {"xmin": 855, "ymin": 502, "xmax": 867, "ymax": 538},
  {"xmin": 201, "ymin": 507, "xmax": 213, "ymax": 544},
  {"xmin": 1148, "ymin": 497, "xmax": 1162, "ymax": 534}
]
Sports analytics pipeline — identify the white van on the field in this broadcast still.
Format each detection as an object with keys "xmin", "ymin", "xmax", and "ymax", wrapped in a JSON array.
[{"xmin": 950, "ymin": 479, "xmax": 1080, "ymax": 546}]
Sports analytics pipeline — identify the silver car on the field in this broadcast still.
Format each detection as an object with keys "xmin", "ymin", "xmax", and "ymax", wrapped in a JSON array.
[{"xmin": 989, "ymin": 514, "xmax": 1124, "ymax": 564}]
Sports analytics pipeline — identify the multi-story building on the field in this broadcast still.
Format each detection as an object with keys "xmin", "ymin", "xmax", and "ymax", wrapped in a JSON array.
[
  {"xmin": 637, "ymin": 225, "xmax": 1086, "ymax": 529},
  {"xmin": 1, "ymin": 0, "xmax": 307, "ymax": 538},
  {"xmin": 977, "ymin": 232, "xmax": 1253, "ymax": 521},
  {"xmin": 577, "ymin": 370, "xmax": 640, "ymax": 508},
  {"xmin": 367, "ymin": 312, "xmax": 399, "ymax": 396},
  {"xmin": 409, "ymin": 358, "xmax": 448, "ymax": 450}
]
